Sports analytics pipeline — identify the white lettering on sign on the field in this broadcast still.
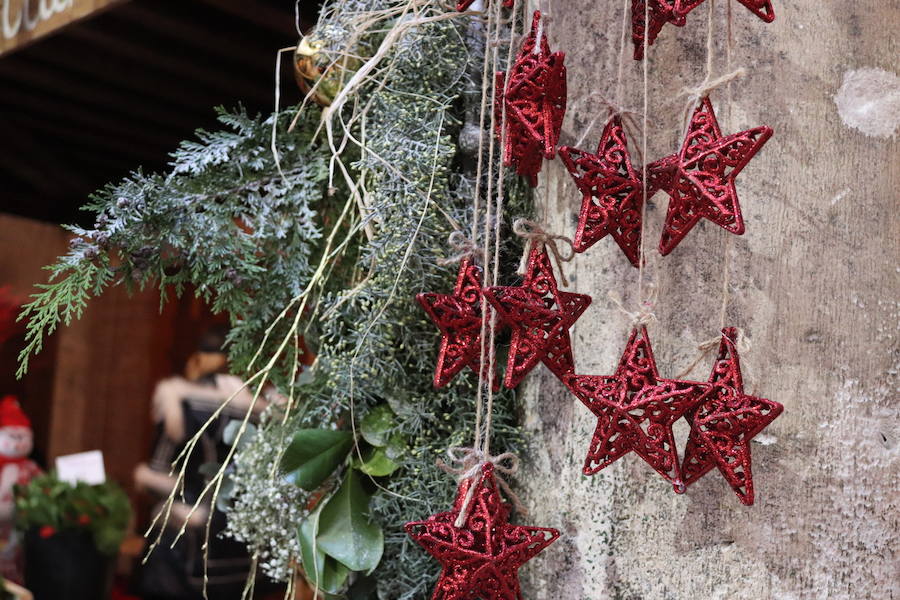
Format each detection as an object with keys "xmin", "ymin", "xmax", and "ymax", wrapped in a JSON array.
[{"xmin": 3, "ymin": 0, "xmax": 75, "ymax": 40}]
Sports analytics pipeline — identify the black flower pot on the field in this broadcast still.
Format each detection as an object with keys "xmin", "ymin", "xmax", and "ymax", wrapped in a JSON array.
[{"xmin": 23, "ymin": 528, "xmax": 113, "ymax": 600}]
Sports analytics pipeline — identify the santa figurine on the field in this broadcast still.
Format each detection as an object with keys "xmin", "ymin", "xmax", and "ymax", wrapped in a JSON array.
[{"xmin": 0, "ymin": 396, "xmax": 40, "ymax": 583}]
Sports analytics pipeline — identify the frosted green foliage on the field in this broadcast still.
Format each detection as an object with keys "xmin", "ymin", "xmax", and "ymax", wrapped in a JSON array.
[
  {"xmin": 224, "ymin": 410, "xmax": 310, "ymax": 582},
  {"xmin": 18, "ymin": 107, "xmax": 330, "ymax": 388}
]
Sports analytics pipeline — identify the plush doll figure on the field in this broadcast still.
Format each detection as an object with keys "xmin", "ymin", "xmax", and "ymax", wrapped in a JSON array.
[{"xmin": 0, "ymin": 396, "xmax": 40, "ymax": 583}]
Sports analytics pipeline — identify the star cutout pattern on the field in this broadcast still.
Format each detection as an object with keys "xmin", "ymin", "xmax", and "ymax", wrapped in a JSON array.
[
  {"xmin": 483, "ymin": 245, "xmax": 591, "ymax": 388},
  {"xmin": 563, "ymin": 327, "xmax": 702, "ymax": 488},
  {"xmin": 650, "ymin": 97, "xmax": 772, "ymax": 255},
  {"xmin": 417, "ymin": 258, "xmax": 497, "ymax": 391},
  {"xmin": 406, "ymin": 463, "xmax": 559, "ymax": 600},
  {"xmin": 682, "ymin": 327, "xmax": 783, "ymax": 505},
  {"xmin": 496, "ymin": 11, "xmax": 567, "ymax": 187},
  {"xmin": 558, "ymin": 116, "xmax": 645, "ymax": 267}
]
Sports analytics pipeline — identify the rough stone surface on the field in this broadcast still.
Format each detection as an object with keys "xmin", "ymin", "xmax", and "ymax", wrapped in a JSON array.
[{"xmin": 516, "ymin": 1, "xmax": 899, "ymax": 598}]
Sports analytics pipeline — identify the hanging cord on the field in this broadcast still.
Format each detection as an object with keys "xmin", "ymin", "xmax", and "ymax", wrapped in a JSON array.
[
  {"xmin": 437, "ymin": 447, "xmax": 528, "ymax": 527},
  {"xmin": 675, "ymin": 326, "xmax": 752, "ymax": 379},
  {"xmin": 437, "ymin": 230, "xmax": 486, "ymax": 266},
  {"xmin": 512, "ymin": 218, "xmax": 575, "ymax": 286},
  {"xmin": 676, "ymin": 0, "xmax": 745, "ymax": 136}
]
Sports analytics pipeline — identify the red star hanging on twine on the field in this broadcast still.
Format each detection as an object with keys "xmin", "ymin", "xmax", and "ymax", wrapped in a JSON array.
[
  {"xmin": 632, "ymin": 0, "xmax": 775, "ymax": 59},
  {"xmin": 406, "ymin": 463, "xmax": 559, "ymax": 600},
  {"xmin": 631, "ymin": 0, "xmax": 675, "ymax": 60},
  {"xmin": 496, "ymin": 11, "xmax": 567, "ymax": 186},
  {"xmin": 417, "ymin": 258, "xmax": 498, "ymax": 391},
  {"xmin": 558, "ymin": 116, "xmax": 645, "ymax": 267},
  {"xmin": 651, "ymin": 97, "xmax": 772, "ymax": 255},
  {"xmin": 563, "ymin": 327, "xmax": 701, "ymax": 489},
  {"xmin": 457, "ymin": 0, "xmax": 514, "ymax": 10},
  {"xmin": 483, "ymin": 244, "xmax": 591, "ymax": 388},
  {"xmin": 682, "ymin": 327, "xmax": 783, "ymax": 505}
]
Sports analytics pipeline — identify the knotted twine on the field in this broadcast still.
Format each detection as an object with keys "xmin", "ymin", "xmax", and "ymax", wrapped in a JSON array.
[
  {"xmin": 512, "ymin": 218, "xmax": 575, "ymax": 286},
  {"xmin": 437, "ymin": 230, "xmax": 486, "ymax": 266},
  {"xmin": 437, "ymin": 447, "xmax": 528, "ymax": 527}
]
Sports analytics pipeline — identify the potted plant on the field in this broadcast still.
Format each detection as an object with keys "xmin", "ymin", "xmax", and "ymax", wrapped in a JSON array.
[{"xmin": 14, "ymin": 473, "xmax": 131, "ymax": 600}]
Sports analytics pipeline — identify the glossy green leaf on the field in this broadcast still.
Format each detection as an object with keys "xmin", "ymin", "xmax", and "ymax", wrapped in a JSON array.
[
  {"xmin": 356, "ymin": 446, "xmax": 399, "ymax": 477},
  {"xmin": 298, "ymin": 510, "xmax": 351, "ymax": 595},
  {"xmin": 223, "ymin": 420, "xmax": 256, "ymax": 448},
  {"xmin": 316, "ymin": 470, "xmax": 384, "ymax": 572},
  {"xmin": 359, "ymin": 405, "xmax": 394, "ymax": 447},
  {"xmin": 280, "ymin": 429, "xmax": 353, "ymax": 491}
]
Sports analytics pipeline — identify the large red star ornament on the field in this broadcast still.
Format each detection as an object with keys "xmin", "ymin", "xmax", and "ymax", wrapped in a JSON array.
[
  {"xmin": 632, "ymin": 0, "xmax": 774, "ymax": 59},
  {"xmin": 563, "ymin": 327, "xmax": 702, "ymax": 489},
  {"xmin": 457, "ymin": 0, "xmax": 514, "ymax": 10},
  {"xmin": 650, "ymin": 97, "xmax": 772, "ymax": 255},
  {"xmin": 682, "ymin": 327, "xmax": 783, "ymax": 505},
  {"xmin": 482, "ymin": 245, "xmax": 591, "ymax": 388},
  {"xmin": 558, "ymin": 116, "xmax": 645, "ymax": 267},
  {"xmin": 417, "ymin": 258, "xmax": 498, "ymax": 391},
  {"xmin": 496, "ymin": 11, "xmax": 567, "ymax": 187},
  {"xmin": 406, "ymin": 463, "xmax": 559, "ymax": 600}
]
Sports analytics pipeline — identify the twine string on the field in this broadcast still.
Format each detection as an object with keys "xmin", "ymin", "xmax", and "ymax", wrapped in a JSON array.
[
  {"xmin": 512, "ymin": 218, "xmax": 575, "ymax": 286},
  {"xmin": 608, "ymin": 285, "xmax": 658, "ymax": 328},
  {"xmin": 437, "ymin": 447, "xmax": 528, "ymax": 527},
  {"xmin": 437, "ymin": 230, "xmax": 486, "ymax": 266},
  {"xmin": 675, "ymin": 327, "xmax": 752, "ymax": 380}
]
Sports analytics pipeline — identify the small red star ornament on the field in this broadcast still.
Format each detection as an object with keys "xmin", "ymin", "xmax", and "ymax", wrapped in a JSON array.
[
  {"xmin": 496, "ymin": 11, "xmax": 567, "ymax": 186},
  {"xmin": 563, "ymin": 327, "xmax": 701, "ymax": 489},
  {"xmin": 651, "ymin": 97, "xmax": 773, "ymax": 255},
  {"xmin": 457, "ymin": 0, "xmax": 514, "ymax": 11},
  {"xmin": 483, "ymin": 245, "xmax": 591, "ymax": 388},
  {"xmin": 631, "ymin": 0, "xmax": 675, "ymax": 59},
  {"xmin": 417, "ymin": 258, "xmax": 498, "ymax": 391},
  {"xmin": 406, "ymin": 463, "xmax": 559, "ymax": 600},
  {"xmin": 632, "ymin": 0, "xmax": 774, "ymax": 59},
  {"xmin": 664, "ymin": 0, "xmax": 775, "ymax": 24},
  {"xmin": 682, "ymin": 327, "xmax": 783, "ymax": 505},
  {"xmin": 558, "ymin": 116, "xmax": 645, "ymax": 267}
]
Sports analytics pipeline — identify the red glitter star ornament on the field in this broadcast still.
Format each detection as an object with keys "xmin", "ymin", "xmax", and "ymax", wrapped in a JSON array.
[
  {"xmin": 558, "ymin": 116, "xmax": 645, "ymax": 267},
  {"xmin": 651, "ymin": 97, "xmax": 772, "ymax": 255},
  {"xmin": 417, "ymin": 258, "xmax": 498, "ymax": 391},
  {"xmin": 631, "ymin": 0, "xmax": 675, "ymax": 60},
  {"xmin": 665, "ymin": 0, "xmax": 775, "ymax": 24},
  {"xmin": 496, "ymin": 11, "xmax": 567, "ymax": 186},
  {"xmin": 457, "ymin": 0, "xmax": 514, "ymax": 10},
  {"xmin": 563, "ymin": 327, "xmax": 702, "ymax": 489},
  {"xmin": 406, "ymin": 463, "xmax": 560, "ymax": 600},
  {"xmin": 632, "ymin": 0, "xmax": 775, "ymax": 59},
  {"xmin": 682, "ymin": 327, "xmax": 783, "ymax": 505},
  {"xmin": 483, "ymin": 245, "xmax": 591, "ymax": 388}
]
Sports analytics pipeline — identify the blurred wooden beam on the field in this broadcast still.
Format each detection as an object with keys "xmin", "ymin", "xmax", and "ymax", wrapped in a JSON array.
[{"xmin": 0, "ymin": 0, "xmax": 126, "ymax": 57}]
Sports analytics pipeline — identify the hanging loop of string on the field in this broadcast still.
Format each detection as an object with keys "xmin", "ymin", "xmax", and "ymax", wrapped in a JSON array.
[
  {"xmin": 607, "ymin": 284, "xmax": 658, "ymax": 329},
  {"xmin": 512, "ymin": 218, "xmax": 575, "ymax": 286},
  {"xmin": 437, "ymin": 447, "xmax": 527, "ymax": 527},
  {"xmin": 674, "ymin": 326, "xmax": 752, "ymax": 379},
  {"xmin": 437, "ymin": 230, "xmax": 486, "ymax": 266}
]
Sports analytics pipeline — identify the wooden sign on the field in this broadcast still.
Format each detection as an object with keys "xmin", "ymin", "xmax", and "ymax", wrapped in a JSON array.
[{"xmin": 1, "ymin": 0, "xmax": 121, "ymax": 56}]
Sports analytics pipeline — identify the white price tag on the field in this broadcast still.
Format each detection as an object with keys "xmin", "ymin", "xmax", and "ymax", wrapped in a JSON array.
[{"xmin": 55, "ymin": 450, "xmax": 106, "ymax": 486}]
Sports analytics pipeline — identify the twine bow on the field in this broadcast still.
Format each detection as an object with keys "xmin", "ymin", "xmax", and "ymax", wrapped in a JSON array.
[
  {"xmin": 437, "ymin": 447, "xmax": 527, "ymax": 528},
  {"xmin": 677, "ymin": 67, "xmax": 746, "ymax": 135},
  {"xmin": 437, "ymin": 230, "xmax": 485, "ymax": 266},
  {"xmin": 675, "ymin": 327, "xmax": 752, "ymax": 379},
  {"xmin": 607, "ymin": 284, "xmax": 658, "ymax": 328},
  {"xmin": 512, "ymin": 218, "xmax": 575, "ymax": 286}
]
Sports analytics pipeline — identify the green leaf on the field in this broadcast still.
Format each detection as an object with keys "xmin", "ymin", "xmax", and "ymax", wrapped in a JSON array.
[
  {"xmin": 280, "ymin": 429, "xmax": 353, "ymax": 491},
  {"xmin": 384, "ymin": 433, "xmax": 407, "ymax": 461},
  {"xmin": 316, "ymin": 470, "xmax": 384, "ymax": 572},
  {"xmin": 298, "ymin": 510, "xmax": 351, "ymax": 595},
  {"xmin": 223, "ymin": 420, "xmax": 256, "ymax": 448},
  {"xmin": 360, "ymin": 405, "xmax": 394, "ymax": 447},
  {"xmin": 355, "ymin": 446, "xmax": 399, "ymax": 477}
]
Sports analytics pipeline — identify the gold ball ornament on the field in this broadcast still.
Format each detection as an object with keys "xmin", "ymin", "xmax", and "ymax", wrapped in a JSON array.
[{"xmin": 293, "ymin": 34, "xmax": 361, "ymax": 107}]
